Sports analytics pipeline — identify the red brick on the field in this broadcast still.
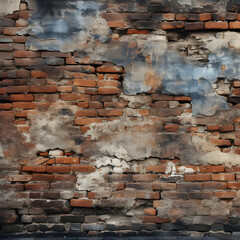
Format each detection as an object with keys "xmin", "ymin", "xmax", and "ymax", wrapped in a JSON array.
[
  {"xmin": 144, "ymin": 208, "xmax": 157, "ymax": 216},
  {"xmin": 71, "ymin": 165, "xmax": 95, "ymax": 173},
  {"xmin": 229, "ymin": 21, "xmax": 240, "ymax": 29},
  {"xmin": 3, "ymin": 27, "xmax": 20, "ymax": 35},
  {"xmin": 74, "ymin": 118, "xmax": 102, "ymax": 126},
  {"xmin": 6, "ymin": 175, "xmax": 32, "ymax": 182},
  {"xmin": 202, "ymin": 182, "xmax": 227, "ymax": 190},
  {"xmin": 0, "ymin": 103, "xmax": 12, "ymax": 110},
  {"xmin": 185, "ymin": 22, "xmax": 204, "ymax": 30},
  {"xmin": 199, "ymin": 165, "xmax": 225, "ymax": 173},
  {"xmin": 32, "ymin": 174, "xmax": 54, "ymax": 182},
  {"xmin": 13, "ymin": 102, "xmax": 36, "ymax": 109},
  {"xmin": 199, "ymin": 13, "xmax": 212, "ymax": 21},
  {"xmin": 146, "ymin": 165, "xmax": 167, "ymax": 173},
  {"xmin": 10, "ymin": 94, "xmax": 34, "ymax": 102},
  {"xmin": 14, "ymin": 51, "xmax": 40, "ymax": 58},
  {"xmin": 97, "ymin": 65, "xmax": 123, "ymax": 73},
  {"xmin": 76, "ymin": 110, "xmax": 98, "ymax": 117},
  {"xmin": 132, "ymin": 174, "xmax": 158, "ymax": 182},
  {"xmin": 127, "ymin": 29, "xmax": 150, "ymax": 34},
  {"xmin": 70, "ymin": 199, "xmax": 93, "ymax": 207},
  {"xmin": 185, "ymin": 174, "xmax": 210, "ymax": 182},
  {"xmin": 58, "ymin": 86, "xmax": 72, "ymax": 93},
  {"xmin": 73, "ymin": 79, "xmax": 96, "ymax": 87},
  {"xmin": 14, "ymin": 36, "xmax": 27, "ymax": 43},
  {"xmin": 54, "ymin": 157, "xmax": 79, "ymax": 164},
  {"xmin": 161, "ymin": 21, "xmax": 184, "ymax": 30},
  {"xmin": 6, "ymin": 86, "xmax": 29, "ymax": 93},
  {"xmin": 17, "ymin": 69, "xmax": 30, "ymax": 78},
  {"xmin": 176, "ymin": 13, "xmax": 187, "ymax": 21},
  {"xmin": 207, "ymin": 125, "xmax": 220, "ymax": 131},
  {"xmin": 89, "ymin": 102, "xmax": 103, "ymax": 109},
  {"xmin": 165, "ymin": 124, "xmax": 180, "ymax": 132},
  {"xmin": 228, "ymin": 182, "xmax": 240, "ymax": 189},
  {"xmin": 143, "ymin": 216, "xmax": 170, "ymax": 223},
  {"xmin": 97, "ymin": 87, "xmax": 120, "ymax": 95},
  {"xmin": 212, "ymin": 139, "xmax": 232, "ymax": 147},
  {"xmin": 215, "ymin": 191, "xmax": 237, "ymax": 199},
  {"xmin": 97, "ymin": 80, "xmax": 119, "ymax": 88},
  {"xmin": 30, "ymin": 86, "xmax": 57, "ymax": 93},
  {"xmin": 31, "ymin": 71, "xmax": 47, "ymax": 78},
  {"xmin": 152, "ymin": 183, "xmax": 176, "ymax": 190},
  {"xmin": 54, "ymin": 175, "xmax": 76, "ymax": 181},
  {"xmin": 173, "ymin": 96, "xmax": 191, "ymax": 101},
  {"xmin": 220, "ymin": 124, "xmax": 234, "ymax": 132},
  {"xmin": 205, "ymin": 22, "xmax": 228, "ymax": 29},
  {"xmin": 77, "ymin": 102, "xmax": 89, "ymax": 108},
  {"xmin": 25, "ymin": 183, "xmax": 50, "ymax": 190},
  {"xmin": 47, "ymin": 166, "xmax": 71, "ymax": 174},
  {"xmin": 60, "ymin": 93, "xmax": 90, "ymax": 102},
  {"xmin": 211, "ymin": 174, "xmax": 235, "ymax": 181},
  {"xmin": 98, "ymin": 109, "xmax": 123, "ymax": 117}
]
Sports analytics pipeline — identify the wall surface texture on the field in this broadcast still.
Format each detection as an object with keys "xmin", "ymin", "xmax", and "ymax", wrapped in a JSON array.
[{"xmin": 1, "ymin": 0, "xmax": 240, "ymax": 238}]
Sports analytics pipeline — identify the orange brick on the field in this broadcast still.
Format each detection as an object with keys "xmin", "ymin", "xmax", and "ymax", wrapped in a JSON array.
[
  {"xmin": 60, "ymin": 93, "xmax": 90, "ymax": 102},
  {"xmin": 153, "ymin": 200, "xmax": 164, "ymax": 208},
  {"xmin": 6, "ymin": 86, "xmax": 29, "ymax": 93},
  {"xmin": 220, "ymin": 124, "xmax": 234, "ymax": 132},
  {"xmin": 212, "ymin": 139, "xmax": 232, "ymax": 147},
  {"xmin": 229, "ymin": 21, "xmax": 240, "ymax": 29},
  {"xmin": 207, "ymin": 125, "xmax": 220, "ymax": 131},
  {"xmin": 55, "ymin": 157, "xmax": 79, "ymax": 164},
  {"xmin": 70, "ymin": 199, "xmax": 93, "ymax": 207},
  {"xmin": 98, "ymin": 109, "xmax": 123, "ymax": 117},
  {"xmin": 97, "ymin": 80, "xmax": 119, "ymax": 88},
  {"xmin": 199, "ymin": 13, "xmax": 212, "ymax": 21},
  {"xmin": 98, "ymin": 87, "xmax": 120, "ymax": 95},
  {"xmin": 138, "ymin": 109, "xmax": 149, "ymax": 116},
  {"xmin": 30, "ymin": 86, "xmax": 57, "ymax": 93},
  {"xmin": 173, "ymin": 96, "xmax": 191, "ymax": 101},
  {"xmin": 233, "ymin": 81, "xmax": 240, "ymax": 87},
  {"xmin": 0, "ymin": 103, "xmax": 12, "ymax": 110},
  {"xmin": 215, "ymin": 191, "xmax": 237, "ymax": 199},
  {"xmin": 74, "ymin": 118, "xmax": 102, "ymax": 126},
  {"xmin": 47, "ymin": 166, "xmax": 71, "ymax": 174},
  {"xmin": 71, "ymin": 165, "xmax": 95, "ymax": 173},
  {"xmin": 176, "ymin": 13, "xmax": 187, "ymax": 21},
  {"xmin": 146, "ymin": 166, "xmax": 167, "ymax": 173},
  {"xmin": 161, "ymin": 21, "xmax": 184, "ymax": 30},
  {"xmin": 10, "ymin": 94, "xmax": 34, "ymax": 102},
  {"xmin": 205, "ymin": 22, "xmax": 228, "ymax": 29},
  {"xmin": 97, "ymin": 65, "xmax": 123, "ymax": 73},
  {"xmin": 14, "ymin": 51, "xmax": 40, "ymax": 58},
  {"xmin": 228, "ymin": 182, "xmax": 240, "ymax": 189},
  {"xmin": 58, "ymin": 86, "xmax": 72, "ymax": 93},
  {"xmin": 143, "ymin": 216, "xmax": 170, "ymax": 223},
  {"xmin": 185, "ymin": 174, "xmax": 210, "ymax": 182},
  {"xmin": 3, "ymin": 27, "xmax": 21, "ymax": 35},
  {"xmin": 31, "ymin": 71, "xmax": 47, "ymax": 78},
  {"xmin": 127, "ymin": 29, "xmax": 150, "ymax": 34},
  {"xmin": 199, "ymin": 165, "xmax": 225, "ymax": 173},
  {"xmin": 211, "ymin": 174, "xmax": 235, "ymax": 181},
  {"xmin": 165, "ymin": 124, "xmax": 180, "ymax": 132},
  {"xmin": 144, "ymin": 208, "xmax": 157, "ymax": 216},
  {"xmin": 76, "ymin": 110, "xmax": 98, "ymax": 117},
  {"xmin": 74, "ymin": 79, "xmax": 97, "ymax": 87},
  {"xmin": 77, "ymin": 102, "xmax": 89, "ymax": 108},
  {"xmin": 89, "ymin": 102, "xmax": 103, "ymax": 109},
  {"xmin": 66, "ymin": 57, "xmax": 77, "ymax": 64},
  {"xmin": 13, "ymin": 102, "xmax": 36, "ymax": 109}
]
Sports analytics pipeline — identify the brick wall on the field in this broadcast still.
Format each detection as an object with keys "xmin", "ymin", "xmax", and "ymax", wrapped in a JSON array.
[{"xmin": 0, "ymin": 0, "xmax": 240, "ymax": 238}]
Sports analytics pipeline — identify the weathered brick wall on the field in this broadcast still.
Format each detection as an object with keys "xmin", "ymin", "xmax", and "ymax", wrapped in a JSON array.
[{"xmin": 1, "ymin": 0, "xmax": 240, "ymax": 238}]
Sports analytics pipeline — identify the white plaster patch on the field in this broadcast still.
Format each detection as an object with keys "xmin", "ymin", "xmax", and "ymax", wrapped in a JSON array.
[{"xmin": 0, "ymin": 0, "xmax": 20, "ymax": 17}]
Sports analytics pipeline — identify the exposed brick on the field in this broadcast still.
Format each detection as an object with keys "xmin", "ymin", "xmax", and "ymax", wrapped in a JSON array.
[
  {"xmin": 31, "ymin": 71, "xmax": 47, "ymax": 78},
  {"xmin": 75, "ymin": 118, "xmax": 102, "ymax": 126},
  {"xmin": 127, "ymin": 29, "xmax": 150, "ymax": 34},
  {"xmin": 70, "ymin": 199, "xmax": 93, "ymax": 207},
  {"xmin": 213, "ymin": 139, "xmax": 232, "ymax": 147},
  {"xmin": 185, "ymin": 22, "xmax": 204, "ymax": 30},
  {"xmin": 98, "ymin": 109, "xmax": 123, "ymax": 117},
  {"xmin": 97, "ymin": 65, "xmax": 123, "ymax": 73},
  {"xmin": 161, "ymin": 21, "xmax": 184, "ymax": 30},
  {"xmin": 143, "ymin": 216, "xmax": 170, "ymax": 223},
  {"xmin": 6, "ymin": 86, "xmax": 29, "ymax": 93},
  {"xmin": 6, "ymin": 175, "xmax": 32, "ymax": 182},
  {"xmin": 199, "ymin": 165, "xmax": 225, "ymax": 173},
  {"xmin": 205, "ymin": 22, "xmax": 228, "ymax": 29},
  {"xmin": 176, "ymin": 13, "xmax": 188, "ymax": 21},
  {"xmin": 215, "ymin": 191, "xmax": 237, "ymax": 199},
  {"xmin": 32, "ymin": 174, "xmax": 54, "ymax": 182},
  {"xmin": 25, "ymin": 183, "xmax": 50, "ymax": 190},
  {"xmin": 202, "ymin": 182, "xmax": 227, "ymax": 190},
  {"xmin": 71, "ymin": 165, "xmax": 95, "ymax": 173},
  {"xmin": 152, "ymin": 183, "xmax": 176, "ymax": 190},
  {"xmin": 220, "ymin": 124, "xmax": 234, "ymax": 132},
  {"xmin": 185, "ymin": 174, "xmax": 210, "ymax": 182},
  {"xmin": 199, "ymin": 13, "xmax": 212, "ymax": 21},
  {"xmin": 54, "ymin": 175, "xmax": 76, "ymax": 181},
  {"xmin": 13, "ymin": 102, "xmax": 37, "ymax": 109},
  {"xmin": 146, "ymin": 165, "xmax": 167, "ymax": 173},
  {"xmin": 73, "ymin": 79, "xmax": 97, "ymax": 87},
  {"xmin": 188, "ymin": 192, "xmax": 213, "ymax": 199},
  {"xmin": 144, "ymin": 208, "xmax": 157, "ymax": 216},
  {"xmin": 30, "ymin": 86, "xmax": 57, "ymax": 93},
  {"xmin": 165, "ymin": 124, "xmax": 180, "ymax": 132},
  {"xmin": 51, "ymin": 182, "xmax": 75, "ymax": 189},
  {"xmin": 47, "ymin": 166, "xmax": 71, "ymax": 174},
  {"xmin": 211, "ymin": 174, "xmax": 235, "ymax": 181},
  {"xmin": 14, "ymin": 51, "xmax": 40, "ymax": 58},
  {"xmin": 228, "ymin": 182, "xmax": 240, "ymax": 189},
  {"xmin": 132, "ymin": 174, "xmax": 158, "ymax": 182},
  {"xmin": 10, "ymin": 94, "xmax": 34, "ymax": 102}
]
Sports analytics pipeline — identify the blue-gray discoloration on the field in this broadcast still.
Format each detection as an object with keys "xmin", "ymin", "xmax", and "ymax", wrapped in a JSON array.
[{"xmin": 26, "ymin": 0, "xmax": 240, "ymax": 116}]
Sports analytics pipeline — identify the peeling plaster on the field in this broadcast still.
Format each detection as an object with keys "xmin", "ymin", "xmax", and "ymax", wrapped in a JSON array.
[{"xmin": 0, "ymin": 0, "xmax": 20, "ymax": 17}]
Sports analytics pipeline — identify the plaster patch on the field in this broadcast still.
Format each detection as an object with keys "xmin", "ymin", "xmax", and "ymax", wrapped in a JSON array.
[{"xmin": 0, "ymin": 0, "xmax": 20, "ymax": 17}]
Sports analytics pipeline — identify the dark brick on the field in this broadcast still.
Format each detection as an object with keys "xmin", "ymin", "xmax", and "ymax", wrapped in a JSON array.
[
  {"xmin": 212, "ymin": 13, "xmax": 226, "ymax": 21},
  {"xmin": 42, "ymin": 192, "xmax": 60, "ymax": 199},
  {"xmin": 148, "ymin": 5, "xmax": 171, "ymax": 13},
  {"xmin": 227, "ymin": 3, "xmax": 238, "ymax": 12},
  {"xmin": 225, "ymin": 225, "xmax": 240, "ymax": 232},
  {"xmin": 50, "ymin": 225, "xmax": 65, "ymax": 232},
  {"xmin": 188, "ymin": 14, "xmax": 200, "ymax": 21},
  {"xmin": 131, "ymin": 13, "xmax": 152, "ymax": 20},
  {"xmin": 39, "ymin": 225, "xmax": 50, "ymax": 231},
  {"xmin": 135, "ymin": 21, "xmax": 156, "ymax": 29},
  {"xmin": 1, "ymin": 225, "xmax": 14, "ymax": 233},
  {"xmin": 190, "ymin": 8, "xmax": 203, "ymax": 14},
  {"xmin": 203, "ymin": 5, "xmax": 214, "ymax": 13},
  {"xmin": 161, "ymin": 223, "xmax": 186, "ymax": 231},
  {"xmin": 0, "ymin": 19, "xmax": 15, "ymax": 27},
  {"xmin": 226, "ymin": 12, "xmax": 238, "ymax": 20},
  {"xmin": 185, "ymin": 22, "xmax": 204, "ymax": 30},
  {"xmin": 188, "ymin": 192, "xmax": 213, "ymax": 199},
  {"xmin": 211, "ymin": 224, "xmax": 224, "ymax": 231},
  {"xmin": 60, "ymin": 215, "xmax": 85, "ymax": 223},
  {"xmin": 187, "ymin": 224, "xmax": 210, "ymax": 232},
  {"xmin": 177, "ymin": 183, "xmax": 202, "ymax": 192},
  {"xmin": 26, "ymin": 224, "xmax": 39, "ymax": 232},
  {"xmin": 143, "ymin": 223, "xmax": 158, "ymax": 231},
  {"xmin": 34, "ymin": 215, "xmax": 48, "ymax": 223}
]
